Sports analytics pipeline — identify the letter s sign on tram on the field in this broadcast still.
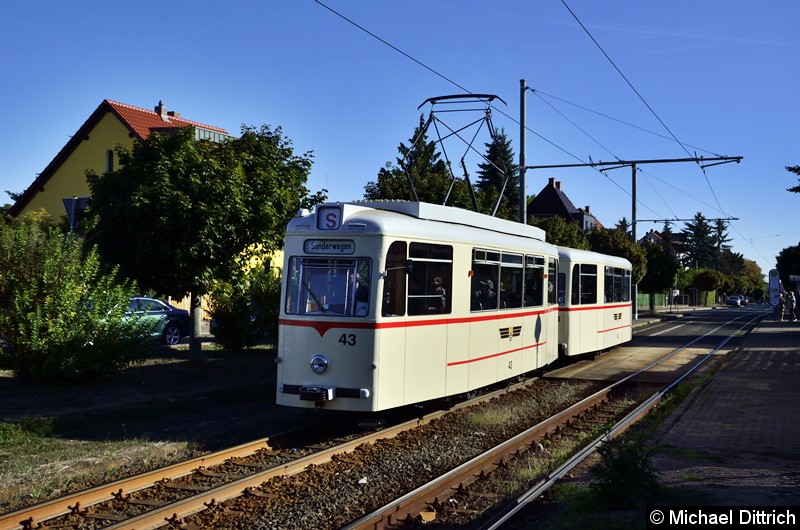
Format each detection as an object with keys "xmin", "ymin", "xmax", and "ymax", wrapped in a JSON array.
[{"xmin": 316, "ymin": 206, "xmax": 342, "ymax": 230}]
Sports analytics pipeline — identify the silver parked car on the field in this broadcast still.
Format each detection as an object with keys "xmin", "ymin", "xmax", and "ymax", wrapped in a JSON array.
[{"xmin": 726, "ymin": 295, "xmax": 743, "ymax": 306}]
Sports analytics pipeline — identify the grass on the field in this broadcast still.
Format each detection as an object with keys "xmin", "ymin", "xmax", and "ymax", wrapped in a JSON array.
[
  {"xmin": 0, "ymin": 421, "xmax": 192, "ymax": 509},
  {"xmin": 522, "ymin": 375, "xmax": 716, "ymax": 529},
  {"xmin": 0, "ymin": 342, "xmax": 282, "ymax": 514},
  {"xmin": 467, "ymin": 408, "xmax": 515, "ymax": 426}
]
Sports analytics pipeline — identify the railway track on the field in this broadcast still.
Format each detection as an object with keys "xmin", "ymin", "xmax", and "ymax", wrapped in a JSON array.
[
  {"xmin": 2, "ymin": 378, "xmax": 589, "ymax": 530},
  {"xmin": 2, "ymin": 311, "xmax": 764, "ymax": 530},
  {"xmin": 357, "ymin": 311, "xmax": 765, "ymax": 530}
]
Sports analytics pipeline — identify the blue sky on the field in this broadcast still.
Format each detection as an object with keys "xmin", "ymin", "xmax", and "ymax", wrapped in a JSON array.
[{"xmin": 1, "ymin": 1, "xmax": 798, "ymax": 277}]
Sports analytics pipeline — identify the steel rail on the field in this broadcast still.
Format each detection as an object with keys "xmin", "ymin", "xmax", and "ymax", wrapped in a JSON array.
[
  {"xmin": 102, "ymin": 380, "xmax": 533, "ymax": 530},
  {"xmin": 0, "ymin": 436, "xmax": 275, "ymax": 530},
  {"xmin": 3, "ymin": 375, "xmax": 531, "ymax": 530},
  {"xmin": 479, "ymin": 311, "xmax": 765, "ymax": 529},
  {"xmin": 345, "ymin": 310, "xmax": 764, "ymax": 530},
  {"xmin": 103, "ymin": 380, "xmax": 533, "ymax": 530},
  {"xmin": 342, "ymin": 387, "xmax": 612, "ymax": 529}
]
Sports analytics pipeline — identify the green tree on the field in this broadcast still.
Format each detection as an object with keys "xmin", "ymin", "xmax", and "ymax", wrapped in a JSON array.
[
  {"xmin": 676, "ymin": 267, "xmax": 696, "ymax": 304},
  {"xmin": 529, "ymin": 216, "xmax": 590, "ymax": 250},
  {"xmin": 740, "ymin": 259, "xmax": 765, "ymax": 299},
  {"xmin": 711, "ymin": 219, "xmax": 732, "ymax": 269},
  {"xmin": 364, "ymin": 115, "xmax": 473, "ymax": 208},
  {"xmin": 785, "ymin": 165, "xmax": 800, "ymax": 193},
  {"xmin": 586, "ymin": 227, "xmax": 647, "ymax": 284},
  {"xmin": 776, "ymin": 243, "xmax": 800, "ymax": 290},
  {"xmin": 718, "ymin": 273, "xmax": 736, "ymax": 299},
  {"xmin": 0, "ymin": 214, "xmax": 152, "ymax": 381},
  {"xmin": 88, "ymin": 125, "xmax": 324, "ymax": 362},
  {"xmin": 718, "ymin": 248, "xmax": 744, "ymax": 277},
  {"xmin": 475, "ymin": 128, "xmax": 519, "ymax": 220},
  {"xmin": 691, "ymin": 268, "xmax": 725, "ymax": 305},
  {"xmin": 680, "ymin": 213, "xmax": 716, "ymax": 269},
  {"xmin": 614, "ymin": 217, "xmax": 631, "ymax": 235},
  {"xmin": 638, "ymin": 241, "xmax": 679, "ymax": 312},
  {"xmin": 661, "ymin": 219, "xmax": 685, "ymax": 259},
  {"xmin": 1, "ymin": 190, "xmax": 21, "ymax": 217}
]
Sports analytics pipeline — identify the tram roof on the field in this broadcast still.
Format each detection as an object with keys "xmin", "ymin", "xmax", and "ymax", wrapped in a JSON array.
[
  {"xmin": 338, "ymin": 201, "xmax": 547, "ymax": 241},
  {"xmin": 556, "ymin": 246, "xmax": 632, "ymax": 268}
]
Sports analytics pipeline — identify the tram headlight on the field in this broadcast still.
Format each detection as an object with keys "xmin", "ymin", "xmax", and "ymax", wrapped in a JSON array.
[{"xmin": 310, "ymin": 354, "xmax": 329, "ymax": 374}]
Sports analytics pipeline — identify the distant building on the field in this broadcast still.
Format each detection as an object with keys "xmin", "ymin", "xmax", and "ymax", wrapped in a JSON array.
[
  {"xmin": 9, "ymin": 100, "xmax": 231, "ymax": 220},
  {"xmin": 527, "ymin": 177, "xmax": 603, "ymax": 231},
  {"xmin": 639, "ymin": 229, "xmax": 663, "ymax": 245}
]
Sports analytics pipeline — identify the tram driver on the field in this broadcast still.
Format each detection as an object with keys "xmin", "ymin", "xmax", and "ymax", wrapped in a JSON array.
[{"xmin": 354, "ymin": 276, "xmax": 370, "ymax": 316}]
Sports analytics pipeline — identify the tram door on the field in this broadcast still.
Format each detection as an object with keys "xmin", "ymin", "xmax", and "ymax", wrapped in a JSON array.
[{"xmin": 380, "ymin": 241, "xmax": 454, "ymax": 408}]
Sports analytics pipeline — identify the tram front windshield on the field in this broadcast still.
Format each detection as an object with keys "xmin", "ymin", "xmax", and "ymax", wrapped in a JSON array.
[{"xmin": 285, "ymin": 257, "xmax": 372, "ymax": 317}]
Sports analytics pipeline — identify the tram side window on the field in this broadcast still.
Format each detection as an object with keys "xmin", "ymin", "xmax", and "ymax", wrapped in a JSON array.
[
  {"xmin": 571, "ymin": 264, "xmax": 580, "ymax": 305},
  {"xmin": 548, "ymin": 259, "xmax": 557, "ymax": 305},
  {"xmin": 524, "ymin": 256, "xmax": 544, "ymax": 307},
  {"xmin": 471, "ymin": 249, "xmax": 500, "ymax": 311},
  {"xmin": 500, "ymin": 253, "xmax": 523, "ymax": 309},
  {"xmin": 582, "ymin": 264, "xmax": 598, "ymax": 304},
  {"xmin": 407, "ymin": 242, "xmax": 453, "ymax": 316},
  {"xmin": 382, "ymin": 241, "xmax": 407, "ymax": 317},
  {"xmin": 623, "ymin": 270, "xmax": 631, "ymax": 302},
  {"xmin": 571, "ymin": 264, "xmax": 598, "ymax": 305},
  {"xmin": 604, "ymin": 266, "xmax": 631, "ymax": 303}
]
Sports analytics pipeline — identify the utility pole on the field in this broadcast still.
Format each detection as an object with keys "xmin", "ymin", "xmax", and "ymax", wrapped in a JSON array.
[
  {"xmin": 525, "ymin": 155, "xmax": 743, "ymax": 320},
  {"xmin": 519, "ymin": 79, "xmax": 527, "ymax": 224},
  {"xmin": 516, "ymin": 82, "xmax": 742, "ymax": 319}
]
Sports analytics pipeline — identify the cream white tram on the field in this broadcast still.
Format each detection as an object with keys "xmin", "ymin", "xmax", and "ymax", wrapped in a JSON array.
[
  {"xmin": 555, "ymin": 247, "xmax": 633, "ymax": 357},
  {"xmin": 276, "ymin": 201, "xmax": 631, "ymax": 412}
]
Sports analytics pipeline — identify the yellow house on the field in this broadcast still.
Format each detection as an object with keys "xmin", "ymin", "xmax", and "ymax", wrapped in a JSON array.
[
  {"xmin": 9, "ymin": 99, "xmax": 230, "ymax": 220},
  {"xmin": 8, "ymin": 100, "xmax": 282, "ymax": 321}
]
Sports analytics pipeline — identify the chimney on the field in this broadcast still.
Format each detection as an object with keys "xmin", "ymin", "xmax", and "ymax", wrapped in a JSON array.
[
  {"xmin": 548, "ymin": 177, "xmax": 555, "ymax": 187},
  {"xmin": 585, "ymin": 205, "xmax": 590, "ymax": 214},
  {"xmin": 155, "ymin": 100, "xmax": 170, "ymax": 122},
  {"xmin": 555, "ymin": 181, "xmax": 561, "ymax": 190}
]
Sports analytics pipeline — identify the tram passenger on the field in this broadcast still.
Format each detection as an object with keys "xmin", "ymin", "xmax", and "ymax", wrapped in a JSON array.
[
  {"xmin": 427, "ymin": 276, "xmax": 446, "ymax": 313},
  {"xmin": 472, "ymin": 278, "xmax": 497, "ymax": 310}
]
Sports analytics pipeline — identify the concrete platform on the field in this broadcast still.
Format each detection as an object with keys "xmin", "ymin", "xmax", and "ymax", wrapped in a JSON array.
[
  {"xmin": 649, "ymin": 318, "xmax": 800, "ymax": 505},
  {"xmin": 543, "ymin": 313, "xmax": 733, "ymax": 385}
]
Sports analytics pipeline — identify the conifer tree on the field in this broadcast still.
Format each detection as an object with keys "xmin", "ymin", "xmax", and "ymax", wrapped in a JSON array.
[
  {"xmin": 680, "ymin": 213, "xmax": 716, "ymax": 269},
  {"xmin": 660, "ymin": 220, "xmax": 675, "ymax": 253},
  {"xmin": 785, "ymin": 165, "xmax": 800, "ymax": 193},
  {"xmin": 475, "ymin": 128, "xmax": 519, "ymax": 220},
  {"xmin": 364, "ymin": 115, "xmax": 473, "ymax": 208},
  {"xmin": 712, "ymin": 219, "xmax": 732, "ymax": 269}
]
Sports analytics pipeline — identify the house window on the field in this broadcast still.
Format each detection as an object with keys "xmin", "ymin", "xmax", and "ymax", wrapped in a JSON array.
[{"xmin": 105, "ymin": 149, "xmax": 114, "ymax": 173}]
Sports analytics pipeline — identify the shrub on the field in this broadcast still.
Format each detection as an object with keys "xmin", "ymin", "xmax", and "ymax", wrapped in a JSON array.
[
  {"xmin": 209, "ymin": 280, "xmax": 256, "ymax": 351},
  {"xmin": 249, "ymin": 266, "xmax": 281, "ymax": 344},
  {"xmin": 0, "ymin": 216, "xmax": 154, "ymax": 381},
  {"xmin": 209, "ymin": 266, "xmax": 281, "ymax": 350},
  {"xmin": 590, "ymin": 435, "xmax": 661, "ymax": 508}
]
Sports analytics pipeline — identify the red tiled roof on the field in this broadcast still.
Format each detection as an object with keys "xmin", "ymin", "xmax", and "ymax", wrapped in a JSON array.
[
  {"xmin": 106, "ymin": 100, "xmax": 229, "ymax": 140},
  {"xmin": 9, "ymin": 99, "xmax": 230, "ymax": 217}
]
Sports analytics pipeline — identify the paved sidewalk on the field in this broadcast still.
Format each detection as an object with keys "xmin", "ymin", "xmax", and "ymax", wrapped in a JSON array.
[{"xmin": 650, "ymin": 318, "xmax": 800, "ymax": 505}]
